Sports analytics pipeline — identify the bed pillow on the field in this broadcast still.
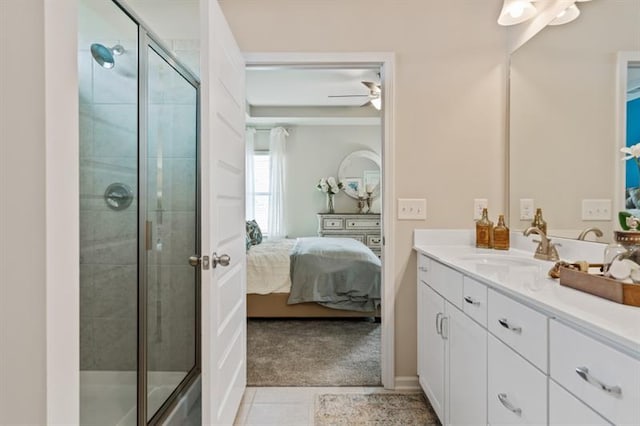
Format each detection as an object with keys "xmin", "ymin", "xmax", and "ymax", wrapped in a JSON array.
[{"xmin": 246, "ymin": 220, "xmax": 263, "ymax": 245}]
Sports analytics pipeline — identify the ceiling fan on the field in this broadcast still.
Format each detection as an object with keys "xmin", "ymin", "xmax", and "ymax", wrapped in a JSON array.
[{"xmin": 328, "ymin": 81, "xmax": 382, "ymax": 110}]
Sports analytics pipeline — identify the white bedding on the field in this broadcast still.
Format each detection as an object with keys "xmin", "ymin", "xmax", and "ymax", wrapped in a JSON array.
[{"xmin": 246, "ymin": 238, "xmax": 296, "ymax": 294}]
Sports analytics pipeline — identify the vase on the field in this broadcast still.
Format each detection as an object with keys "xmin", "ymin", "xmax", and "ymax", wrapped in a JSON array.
[{"xmin": 326, "ymin": 193, "xmax": 335, "ymax": 214}]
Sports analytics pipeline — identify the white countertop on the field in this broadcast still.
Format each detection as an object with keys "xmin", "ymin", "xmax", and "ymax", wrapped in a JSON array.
[{"xmin": 413, "ymin": 229, "xmax": 640, "ymax": 358}]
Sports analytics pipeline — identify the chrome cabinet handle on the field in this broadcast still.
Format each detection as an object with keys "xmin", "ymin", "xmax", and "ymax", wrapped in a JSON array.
[
  {"xmin": 498, "ymin": 318, "xmax": 522, "ymax": 334},
  {"xmin": 497, "ymin": 393, "xmax": 522, "ymax": 416},
  {"xmin": 464, "ymin": 296, "xmax": 480, "ymax": 306},
  {"xmin": 435, "ymin": 312, "xmax": 443, "ymax": 335},
  {"xmin": 575, "ymin": 367, "xmax": 622, "ymax": 396},
  {"xmin": 419, "ymin": 266, "xmax": 428, "ymax": 272},
  {"xmin": 441, "ymin": 316, "xmax": 448, "ymax": 340}
]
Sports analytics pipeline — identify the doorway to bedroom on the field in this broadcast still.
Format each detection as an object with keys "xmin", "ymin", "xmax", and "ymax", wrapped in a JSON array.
[{"xmin": 244, "ymin": 63, "xmax": 386, "ymax": 387}]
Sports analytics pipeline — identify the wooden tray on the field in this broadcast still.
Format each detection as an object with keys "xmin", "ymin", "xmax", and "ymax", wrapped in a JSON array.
[{"xmin": 559, "ymin": 267, "xmax": 640, "ymax": 307}]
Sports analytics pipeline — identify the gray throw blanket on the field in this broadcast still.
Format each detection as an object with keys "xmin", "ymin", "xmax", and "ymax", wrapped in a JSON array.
[{"xmin": 288, "ymin": 237, "xmax": 381, "ymax": 312}]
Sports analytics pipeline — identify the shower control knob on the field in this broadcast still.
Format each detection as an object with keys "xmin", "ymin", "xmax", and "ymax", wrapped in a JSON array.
[{"xmin": 212, "ymin": 252, "xmax": 231, "ymax": 268}]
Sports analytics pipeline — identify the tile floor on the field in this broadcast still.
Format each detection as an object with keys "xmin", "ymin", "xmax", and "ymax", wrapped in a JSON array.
[{"xmin": 233, "ymin": 386, "xmax": 423, "ymax": 426}]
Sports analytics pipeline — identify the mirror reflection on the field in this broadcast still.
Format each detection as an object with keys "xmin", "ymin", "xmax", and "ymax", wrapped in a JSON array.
[
  {"xmin": 509, "ymin": 0, "xmax": 640, "ymax": 242},
  {"xmin": 338, "ymin": 150, "xmax": 381, "ymax": 199}
]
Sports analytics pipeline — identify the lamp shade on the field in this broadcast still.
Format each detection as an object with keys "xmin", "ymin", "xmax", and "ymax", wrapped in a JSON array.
[
  {"xmin": 498, "ymin": 0, "xmax": 537, "ymax": 26},
  {"xmin": 549, "ymin": 4, "xmax": 580, "ymax": 26}
]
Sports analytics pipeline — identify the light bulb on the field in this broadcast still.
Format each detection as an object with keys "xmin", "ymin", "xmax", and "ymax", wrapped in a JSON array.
[{"xmin": 509, "ymin": 3, "xmax": 525, "ymax": 18}]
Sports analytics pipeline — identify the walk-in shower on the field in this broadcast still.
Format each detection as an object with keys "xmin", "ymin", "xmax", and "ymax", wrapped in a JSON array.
[{"xmin": 79, "ymin": 1, "xmax": 200, "ymax": 424}]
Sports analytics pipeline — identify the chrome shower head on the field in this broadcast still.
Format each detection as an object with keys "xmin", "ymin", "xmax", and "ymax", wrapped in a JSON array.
[{"xmin": 90, "ymin": 43, "xmax": 125, "ymax": 69}]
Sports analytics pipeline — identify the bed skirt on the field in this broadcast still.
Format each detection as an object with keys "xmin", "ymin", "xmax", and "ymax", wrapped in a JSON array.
[{"xmin": 247, "ymin": 293, "xmax": 379, "ymax": 318}]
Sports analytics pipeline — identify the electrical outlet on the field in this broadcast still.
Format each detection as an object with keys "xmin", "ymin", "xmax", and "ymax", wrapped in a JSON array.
[
  {"xmin": 473, "ymin": 199, "xmax": 488, "ymax": 220},
  {"xmin": 398, "ymin": 198, "xmax": 427, "ymax": 220},
  {"xmin": 520, "ymin": 198, "xmax": 535, "ymax": 220},
  {"xmin": 582, "ymin": 199, "xmax": 612, "ymax": 221}
]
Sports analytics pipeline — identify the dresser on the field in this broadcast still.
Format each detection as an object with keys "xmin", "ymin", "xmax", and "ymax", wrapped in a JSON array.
[{"xmin": 316, "ymin": 213, "xmax": 381, "ymax": 257}]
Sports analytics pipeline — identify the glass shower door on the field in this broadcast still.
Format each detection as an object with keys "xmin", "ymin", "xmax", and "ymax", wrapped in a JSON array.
[{"xmin": 143, "ymin": 41, "xmax": 199, "ymax": 422}]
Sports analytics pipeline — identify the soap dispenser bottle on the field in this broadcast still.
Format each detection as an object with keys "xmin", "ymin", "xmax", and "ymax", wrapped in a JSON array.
[
  {"xmin": 476, "ymin": 208, "xmax": 493, "ymax": 248},
  {"xmin": 531, "ymin": 208, "xmax": 547, "ymax": 235},
  {"xmin": 493, "ymin": 214, "xmax": 510, "ymax": 250}
]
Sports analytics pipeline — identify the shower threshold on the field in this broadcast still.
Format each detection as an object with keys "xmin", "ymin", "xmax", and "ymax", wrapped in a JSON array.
[{"xmin": 80, "ymin": 370, "xmax": 186, "ymax": 426}]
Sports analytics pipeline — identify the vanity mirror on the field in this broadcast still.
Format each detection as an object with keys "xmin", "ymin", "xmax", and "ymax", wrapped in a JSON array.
[
  {"xmin": 508, "ymin": 0, "xmax": 640, "ymax": 242},
  {"xmin": 338, "ymin": 150, "xmax": 381, "ymax": 199}
]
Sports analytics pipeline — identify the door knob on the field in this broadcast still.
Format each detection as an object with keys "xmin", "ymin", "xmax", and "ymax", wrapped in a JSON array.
[
  {"xmin": 188, "ymin": 255, "xmax": 200, "ymax": 267},
  {"xmin": 188, "ymin": 255, "xmax": 210, "ymax": 269},
  {"xmin": 212, "ymin": 252, "xmax": 231, "ymax": 268}
]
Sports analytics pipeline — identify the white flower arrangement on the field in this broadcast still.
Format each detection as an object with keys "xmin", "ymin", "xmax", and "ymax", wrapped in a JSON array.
[{"xmin": 316, "ymin": 176, "xmax": 343, "ymax": 194}]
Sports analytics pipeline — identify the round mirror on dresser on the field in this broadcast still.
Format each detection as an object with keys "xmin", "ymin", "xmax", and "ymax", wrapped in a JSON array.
[{"xmin": 338, "ymin": 150, "xmax": 381, "ymax": 199}]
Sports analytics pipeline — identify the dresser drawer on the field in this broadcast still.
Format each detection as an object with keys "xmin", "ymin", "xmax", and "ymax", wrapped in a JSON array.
[
  {"xmin": 488, "ymin": 334, "xmax": 547, "ymax": 426},
  {"xmin": 549, "ymin": 320, "xmax": 640, "ymax": 426},
  {"xmin": 427, "ymin": 260, "xmax": 463, "ymax": 309},
  {"xmin": 325, "ymin": 234, "xmax": 364, "ymax": 243},
  {"xmin": 463, "ymin": 276, "xmax": 487, "ymax": 327},
  {"xmin": 367, "ymin": 234, "xmax": 382, "ymax": 247},
  {"xmin": 322, "ymin": 218, "xmax": 344, "ymax": 229},
  {"xmin": 345, "ymin": 218, "xmax": 380, "ymax": 229},
  {"xmin": 488, "ymin": 289, "xmax": 548, "ymax": 372},
  {"xmin": 549, "ymin": 379, "xmax": 610, "ymax": 426}
]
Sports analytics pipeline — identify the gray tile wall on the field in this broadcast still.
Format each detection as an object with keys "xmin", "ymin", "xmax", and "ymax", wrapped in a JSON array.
[{"xmin": 79, "ymin": 39, "xmax": 199, "ymax": 372}]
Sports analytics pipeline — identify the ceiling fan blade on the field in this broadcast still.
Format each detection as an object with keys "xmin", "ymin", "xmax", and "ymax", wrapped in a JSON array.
[
  {"xmin": 328, "ymin": 94, "xmax": 370, "ymax": 98},
  {"xmin": 361, "ymin": 81, "xmax": 380, "ymax": 92}
]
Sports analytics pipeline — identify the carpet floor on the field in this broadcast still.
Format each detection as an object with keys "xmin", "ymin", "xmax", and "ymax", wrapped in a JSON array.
[
  {"xmin": 315, "ymin": 393, "xmax": 440, "ymax": 425},
  {"xmin": 247, "ymin": 319, "xmax": 381, "ymax": 386}
]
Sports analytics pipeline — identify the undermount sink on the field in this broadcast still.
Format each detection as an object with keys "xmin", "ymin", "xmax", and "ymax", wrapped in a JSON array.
[{"xmin": 456, "ymin": 254, "xmax": 541, "ymax": 267}]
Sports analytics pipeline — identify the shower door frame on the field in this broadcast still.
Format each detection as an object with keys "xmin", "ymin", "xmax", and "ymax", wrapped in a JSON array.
[{"xmin": 111, "ymin": 1, "xmax": 202, "ymax": 424}]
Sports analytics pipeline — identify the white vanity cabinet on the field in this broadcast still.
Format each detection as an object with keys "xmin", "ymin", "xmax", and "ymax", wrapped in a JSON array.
[{"xmin": 417, "ymin": 254, "xmax": 487, "ymax": 425}]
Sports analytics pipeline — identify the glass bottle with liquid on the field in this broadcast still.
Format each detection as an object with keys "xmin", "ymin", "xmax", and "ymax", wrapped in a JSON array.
[
  {"xmin": 493, "ymin": 214, "xmax": 510, "ymax": 250},
  {"xmin": 476, "ymin": 208, "xmax": 493, "ymax": 248}
]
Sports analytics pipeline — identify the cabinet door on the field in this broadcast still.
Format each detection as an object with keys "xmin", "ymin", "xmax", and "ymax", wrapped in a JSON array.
[
  {"xmin": 448, "ymin": 302, "xmax": 487, "ymax": 426},
  {"xmin": 419, "ymin": 282, "xmax": 446, "ymax": 423}
]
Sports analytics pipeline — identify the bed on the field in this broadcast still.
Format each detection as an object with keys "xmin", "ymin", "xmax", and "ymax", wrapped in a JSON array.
[{"xmin": 246, "ymin": 237, "xmax": 381, "ymax": 318}]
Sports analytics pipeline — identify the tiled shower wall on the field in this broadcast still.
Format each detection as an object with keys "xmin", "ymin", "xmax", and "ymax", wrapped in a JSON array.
[{"xmin": 79, "ymin": 39, "xmax": 199, "ymax": 371}]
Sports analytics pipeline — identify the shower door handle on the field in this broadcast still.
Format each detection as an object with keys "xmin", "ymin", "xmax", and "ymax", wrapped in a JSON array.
[{"xmin": 212, "ymin": 252, "xmax": 231, "ymax": 268}]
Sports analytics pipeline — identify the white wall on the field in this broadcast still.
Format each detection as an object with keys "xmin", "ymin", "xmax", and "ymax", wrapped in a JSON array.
[
  {"xmin": 1, "ymin": 1, "xmax": 79, "ymax": 424},
  {"xmin": 220, "ymin": 0, "xmax": 508, "ymax": 380},
  {"xmin": 254, "ymin": 125, "xmax": 381, "ymax": 237}
]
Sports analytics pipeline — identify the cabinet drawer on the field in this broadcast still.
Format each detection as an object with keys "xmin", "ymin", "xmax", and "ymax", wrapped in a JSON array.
[
  {"xmin": 549, "ymin": 320, "xmax": 640, "ymax": 426},
  {"xmin": 463, "ymin": 276, "xmax": 487, "ymax": 327},
  {"xmin": 488, "ymin": 334, "xmax": 547, "ymax": 426},
  {"xmin": 345, "ymin": 218, "xmax": 380, "ymax": 229},
  {"xmin": 418, "ymin": 254, "xmax": 430, "ymax": 284},
  {"xmin": 322, "ymin": 218, "xmax": 344, "ymax": 229},
  {"xmin": 549, "ymin": 379, "xmax": 610, "ymax": 426},
  {"xmin": 366, "ymin": 234, "xmax": 382, "ymax": 247},
  {"xmin": 428, "ymin": 260, "xmax": 463, "ymax": 309},
  {"xmin": 488, "ymin": 289, "xmax": 548, "ymax": 372}
]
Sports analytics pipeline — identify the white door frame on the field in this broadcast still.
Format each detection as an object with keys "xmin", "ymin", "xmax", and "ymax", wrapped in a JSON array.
[{"xmin": 244, "ymin": 52, "xmax": 396, "ymax": 389}]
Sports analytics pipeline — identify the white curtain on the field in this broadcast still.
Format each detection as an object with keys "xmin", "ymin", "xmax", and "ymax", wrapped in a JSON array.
[
  {"xmin": 267, "ymin": 127, "xmax": 288, "ymax": 239},
  {"xmin": 245, "ymin": 128, "xmax": 256, "ymax": 220}
]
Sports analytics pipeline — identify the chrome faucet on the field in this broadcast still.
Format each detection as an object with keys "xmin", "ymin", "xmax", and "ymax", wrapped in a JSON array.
[
  {"xmin": 523, "ymin": 226, "xmax": 560, "ymax": 261},
  {"xmin": 577, "ymin": 227, "xmax": 603, "ymax": 241}
]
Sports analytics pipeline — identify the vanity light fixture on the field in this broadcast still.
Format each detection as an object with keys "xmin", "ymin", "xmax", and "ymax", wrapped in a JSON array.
[
  {"xmin": 497, "ymin": 0, "xmax": 537, "ymax": 26},
  {"xmin": 548, "ymin": 3, "xmax": 581, "ymax": 26}
]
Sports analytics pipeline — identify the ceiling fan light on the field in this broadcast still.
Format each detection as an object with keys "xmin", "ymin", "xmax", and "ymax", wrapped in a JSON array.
[
  {"xmin": 549, "ymin": 4, "xmax": 580, "ymax": 26},
  {"xmin": 498, "ymin": 0, "xmax": 537, "ymax": 26},
  {"xmin": 371, "ymin": 97, "xmax": 381, "ymax": 110}
]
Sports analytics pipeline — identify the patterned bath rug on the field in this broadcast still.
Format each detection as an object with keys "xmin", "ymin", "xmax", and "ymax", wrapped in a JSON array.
[{"xmin": 314, "ymin": 393, "xmax": 440, "ymax": 425}]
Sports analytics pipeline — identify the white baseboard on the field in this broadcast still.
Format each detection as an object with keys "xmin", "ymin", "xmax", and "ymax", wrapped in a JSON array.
[{"xmin": 394, "ymin": 375, "xmax": 420, "ymax": 391}]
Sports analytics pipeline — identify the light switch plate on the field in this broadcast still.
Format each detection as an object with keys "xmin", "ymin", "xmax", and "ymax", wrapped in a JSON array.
[
  {"xmin": 582, "ymin": 199, "xmax": 612, "ymax": 221},
  {"xmin": 520, "ymin": 198, "xmax": 535, "ymax": 220},
  {"xmin": 398, "ymin": 198, "xmax": 426, "ymax": 220},
  {"xmin": 473, "ymin": 199, "xmax": 488, "ymax": 220}
]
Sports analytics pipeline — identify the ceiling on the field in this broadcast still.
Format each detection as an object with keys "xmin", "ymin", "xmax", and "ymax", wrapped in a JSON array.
[{"xmin": 245, "ymin": 67, "xmax": 382, "ymax": 126}]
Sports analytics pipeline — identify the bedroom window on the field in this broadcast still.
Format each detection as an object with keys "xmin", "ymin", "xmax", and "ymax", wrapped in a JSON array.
[{"xmin": 252, "ymin": 152, "xmax": 271, "ymax": 234}]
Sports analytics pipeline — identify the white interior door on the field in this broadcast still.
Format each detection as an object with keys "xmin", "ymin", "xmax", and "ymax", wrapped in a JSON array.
[{"xmin": 200, "ymin": 1, "xmax": 247, "ymax": 424}]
